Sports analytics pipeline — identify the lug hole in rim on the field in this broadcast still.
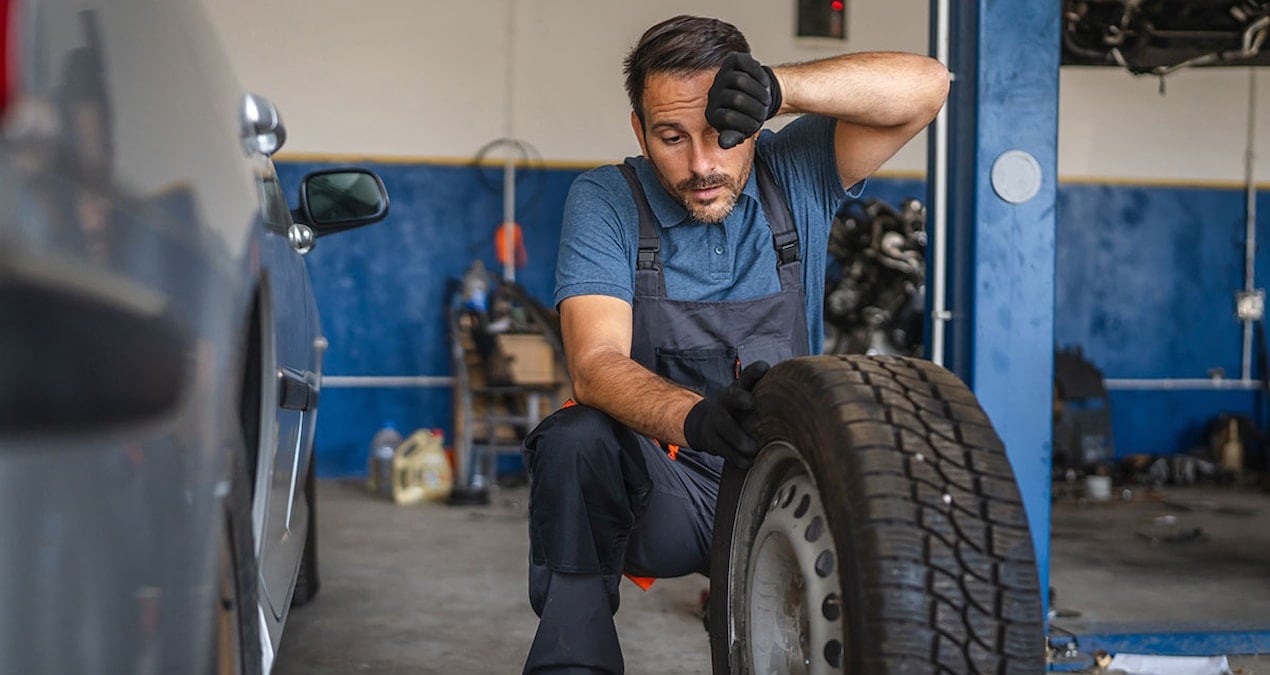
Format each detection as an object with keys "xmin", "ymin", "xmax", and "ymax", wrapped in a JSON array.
[
  {"xmin": 781, "ymin": 485, "xmax": 797, "ymax": 508},
  {"xmin": 824, "ymin": 639, "xmax": 843, "ymax": 667},
  {"xmin": 821, "ymin": 593, "xmax": 841, "ymax": 621},
  {"xmin": 805, "ymin": 515, "xmax": 824, "ymax": 542},
  {"xmin": 794, "ymin": 494, "xmax": 811, "ymax": 518},
  {"xmin": 814, "ymin": 550, "xmax": 834, "ymax": 578}
]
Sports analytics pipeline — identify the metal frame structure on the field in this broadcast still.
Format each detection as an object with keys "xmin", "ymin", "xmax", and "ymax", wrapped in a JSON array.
[
  {"xmin": 929, "ymin": 0, "xmax": 1060, "ymax": 621},
  {"xmin": 930, "ymin": 0, "xmax": 1270, "ymax": 661}
]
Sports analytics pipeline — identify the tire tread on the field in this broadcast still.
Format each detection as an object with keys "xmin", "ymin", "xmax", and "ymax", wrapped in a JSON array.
[{"xmin": 718, "ymin": 355, "xmax": 1043, "ymax": 674}]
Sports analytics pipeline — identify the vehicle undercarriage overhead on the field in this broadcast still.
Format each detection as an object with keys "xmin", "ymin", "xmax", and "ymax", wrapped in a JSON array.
[{"xmin": 1062, "ymin": 0, "xmax": 1270, "ymax": 74}]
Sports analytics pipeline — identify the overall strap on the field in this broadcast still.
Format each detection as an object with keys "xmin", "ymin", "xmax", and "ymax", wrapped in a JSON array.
[
  {"xmin": 619, "ymin": 157, "xmax": 799, "ymax": 296},
  {"xmin": 753, "ymin": 156, "xmax": 800, "ymax": 270},
  {"xmin": 617, "ymin": 160, "xmax": 668, "ymax": 298}
]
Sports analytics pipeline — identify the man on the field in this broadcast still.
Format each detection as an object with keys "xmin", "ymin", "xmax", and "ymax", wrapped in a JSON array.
[{"xmin": 521, "ymin": 15, "xmax": 949, "ymax": 674}]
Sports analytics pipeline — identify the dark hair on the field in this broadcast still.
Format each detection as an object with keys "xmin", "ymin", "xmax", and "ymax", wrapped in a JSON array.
[{"xmin": 623, "ymin": 15, "xmax": 750, "ymax": 123}]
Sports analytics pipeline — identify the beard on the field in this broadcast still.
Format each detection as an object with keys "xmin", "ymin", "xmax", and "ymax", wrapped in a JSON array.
[{"xmin": 652, "ymin": 153, "xmax": 753, "ymax": 224}]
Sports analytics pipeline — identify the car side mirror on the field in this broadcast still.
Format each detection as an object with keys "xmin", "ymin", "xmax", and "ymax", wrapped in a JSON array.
[{"xmin": 295, "ymin": 169, "xmax": 390, "ymax": 236}]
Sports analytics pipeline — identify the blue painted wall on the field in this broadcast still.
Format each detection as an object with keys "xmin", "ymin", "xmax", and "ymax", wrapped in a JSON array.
[
  {"xmin": 276, "ymin": 159, "xmax": 1265, "ymax": 477},
  {"xmin": 275, "ymin": 160, "xmax": 577, "ymax": 478},
  {"xmin": 1056, "ymin": 184, "xmax": 1270, "ymax": 457}
]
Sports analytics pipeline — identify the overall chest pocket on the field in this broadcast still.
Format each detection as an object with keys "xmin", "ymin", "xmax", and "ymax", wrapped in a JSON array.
[
  {"xmin": 737, "ymin": 336, "xmax": 798, "ymax": 370},
  {"xmin": 654, "ymin": 347, "xmax": 737, "ymax": 399}
]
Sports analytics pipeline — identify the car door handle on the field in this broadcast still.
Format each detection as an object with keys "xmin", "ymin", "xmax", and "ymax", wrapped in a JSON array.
[{"xmin": 278, "ymin": 367, "xmax": 317, "ymax": 411}]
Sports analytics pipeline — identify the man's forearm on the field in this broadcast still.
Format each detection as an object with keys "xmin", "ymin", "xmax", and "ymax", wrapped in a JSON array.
[
  {"xmin": 570, "ymin": 350, "xmax": 701, "ymax": 447},
  {"xmin": 772, "ymin": 52, "xmax": 950, "ymax": 129}
]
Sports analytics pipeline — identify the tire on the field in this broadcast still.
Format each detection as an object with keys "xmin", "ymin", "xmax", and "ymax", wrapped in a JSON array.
[
  {"xmin": 291, "ymin": 456, "xmax": 320, "ymax": 607},
  {"xmin": 709, "ymin": 355, "xmax": 1043, "ymax": 674},
  {"xmin": 216, "ymin": 455, "xmax": 262, "ymax": 675}
]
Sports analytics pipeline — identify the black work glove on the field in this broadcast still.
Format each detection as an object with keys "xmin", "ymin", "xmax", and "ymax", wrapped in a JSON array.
[
  {"xmin": 683, "ymin": 361, "xmax": 771, "ymax": 469},
  {"xmin": 706, "ymin": 52, "xmax": 783, "ymax": 150}
]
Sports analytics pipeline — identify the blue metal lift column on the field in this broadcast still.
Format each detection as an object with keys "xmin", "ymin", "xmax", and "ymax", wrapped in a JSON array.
[{"xmin": 928, "ymin": 0, "xmax": 1060, "ymax": 612}]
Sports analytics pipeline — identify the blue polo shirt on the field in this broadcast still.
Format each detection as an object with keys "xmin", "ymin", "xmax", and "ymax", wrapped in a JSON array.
[{"xmin": 555, "ymin": 114, "xmax": 859, "ymax": 355}]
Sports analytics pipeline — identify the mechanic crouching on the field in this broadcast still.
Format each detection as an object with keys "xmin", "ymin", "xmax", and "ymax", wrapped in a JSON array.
[{"xmin": 520, "ymin": 15, "xmax": 950, "ymax": 674}]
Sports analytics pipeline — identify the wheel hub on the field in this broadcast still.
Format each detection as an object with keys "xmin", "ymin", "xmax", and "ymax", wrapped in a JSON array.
[{"xmin": 729, "ymin": 443, "xmax": 845, "ymax": 674}]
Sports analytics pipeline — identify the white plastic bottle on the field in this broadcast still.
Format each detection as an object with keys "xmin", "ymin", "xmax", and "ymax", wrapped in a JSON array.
[{"xmin": 366, "ymin": 422, "xmax": 403, "ymax": 499}]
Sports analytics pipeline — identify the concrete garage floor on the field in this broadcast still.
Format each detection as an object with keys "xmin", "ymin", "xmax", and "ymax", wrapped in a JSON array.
[
  {"xmin": 1049, "ymin": 484, "xmax": 1270, "ymax": 671},
  {"xmin": 274, "ymin": 480, "xmax": 712, "ymax": 674},
  {"xmin": 277, "ymin": 480, "xmax": 1270, "ymax": 674}
]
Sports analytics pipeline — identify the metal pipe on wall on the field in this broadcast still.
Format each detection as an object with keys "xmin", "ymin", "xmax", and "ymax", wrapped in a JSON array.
[
  {"xmin": 1106, "ymin": 378, "xmax": 1263, "ymax": 391},
  {"xmin": 503, "ymin": 158, "xmax": 517, "ymax": 283},
  {"xmin": 929, "ymin": 0, "xmax": 952, "ymax": 366},
  {"xmin": 1105, "ymin": 376, "xmax": 1267, "ymax": 395},
  {"xmin": 1241, "ymin": 68, "xmax": 1259, "ymax": 382},
  {"xmin": 1104, "ymin": 378, "xmax": 1265, "ymax": 391},
  {"xmin": 502, "ymin": 0, "xmax": 518, "ymax": 284},
  {"xmin": 323, "ymin": 376, "xmax": 454, "ymax": 388}
]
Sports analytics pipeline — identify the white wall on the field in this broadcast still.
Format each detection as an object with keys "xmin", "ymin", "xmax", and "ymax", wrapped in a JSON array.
[
  {"xmin": 1059, "ymin": 67, "xmax": 1269, "ymax": 184},
  {"xmin": 201, "ymin": 1, "xmax": 1268, "ymax": 184},
  {"xmin": 199, "ymin": 0, "xmax": 929, "ymax": 170}
]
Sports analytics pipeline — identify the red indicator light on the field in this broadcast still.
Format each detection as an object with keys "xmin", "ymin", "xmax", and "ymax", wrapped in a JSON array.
[
  {"xmin": 831, "ymin": 0, "xmax": 844, "ymax": 11},
  {"xmin": 0, "ymin": 0, "xmax": 13, "ymax": 116}
]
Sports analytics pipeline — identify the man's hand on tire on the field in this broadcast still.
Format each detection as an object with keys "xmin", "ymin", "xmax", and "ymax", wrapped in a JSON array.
[
  {"xmin": 706, "ymin": 52, "xmax": 782, "ymax": 150},
  {"xmin": 683, "ymin": 361, "xmax": 771, "ymax": 469}
]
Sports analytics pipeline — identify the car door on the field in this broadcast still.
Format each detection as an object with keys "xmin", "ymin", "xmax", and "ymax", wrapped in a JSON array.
[{"xmin": 251, "ymin": 165, "xmax": 318, "ymax": 620}]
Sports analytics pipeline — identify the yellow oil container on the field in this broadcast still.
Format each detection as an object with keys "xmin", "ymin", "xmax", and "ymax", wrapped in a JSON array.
[{"xmin": 392, "ymin": 429, "xmax": 453, "ymax": 504}]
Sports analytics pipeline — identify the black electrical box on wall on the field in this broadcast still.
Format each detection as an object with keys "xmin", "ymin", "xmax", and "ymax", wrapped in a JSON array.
[{"xmin": 797, "ymin": 0, "xmax": 846, "ymax": 39}]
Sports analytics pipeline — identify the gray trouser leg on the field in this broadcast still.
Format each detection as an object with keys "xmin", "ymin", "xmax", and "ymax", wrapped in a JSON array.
[
  {"xmin": 523, "ymin": 567, "xmax": 624, "ymax": 675},
  {"xmin": 521, "ymin": 405, "xmax": 723, "ymax": 674}
]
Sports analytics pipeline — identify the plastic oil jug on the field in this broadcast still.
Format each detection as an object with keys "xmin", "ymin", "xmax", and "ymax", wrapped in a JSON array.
[{"xmin": 392, "ymin": 429, "xmax": 453, "ymax": 504}]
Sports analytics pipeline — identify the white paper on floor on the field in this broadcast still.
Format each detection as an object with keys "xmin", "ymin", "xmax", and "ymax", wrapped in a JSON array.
[{"xmin": 1107, "ymin": 653, "xmax": 1232, "ymax": 675}]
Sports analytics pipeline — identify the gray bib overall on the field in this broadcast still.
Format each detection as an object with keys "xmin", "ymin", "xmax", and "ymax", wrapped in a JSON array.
[
  {"xmin": 521, "ymin": 157, "xmax": 810, "ymax": 674},
  {"xmin": 621, "ymin": 156, "xmax": 810, "ymax": 396}
]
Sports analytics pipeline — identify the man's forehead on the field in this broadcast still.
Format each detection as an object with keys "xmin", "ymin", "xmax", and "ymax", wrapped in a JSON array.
[
  {"xmin": 642, "ymin": 70, "xmax": 716, "ymax": 121},
  {"xmin": 645, "ymin": 69, "xmax": 716, "ymax": 93}
]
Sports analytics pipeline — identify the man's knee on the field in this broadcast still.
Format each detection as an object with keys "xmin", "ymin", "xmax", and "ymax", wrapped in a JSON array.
[
  {"xmin": 523, "ymin": 404, "xmax": 626, "ymax": 480},
  {"xmin": 524, "ymin": 404, "xmax": 650, "ymax": 574}
]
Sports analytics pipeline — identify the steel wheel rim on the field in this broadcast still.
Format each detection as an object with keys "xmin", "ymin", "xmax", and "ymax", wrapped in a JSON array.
[{"xmin": 728, "ymin": 442, "xmax": 845, "ymax": 674}]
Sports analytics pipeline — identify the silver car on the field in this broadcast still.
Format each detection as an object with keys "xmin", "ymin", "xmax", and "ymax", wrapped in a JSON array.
[{"xmin": 0, "ymin": 0, "xmax": 388, "ymax": 672}]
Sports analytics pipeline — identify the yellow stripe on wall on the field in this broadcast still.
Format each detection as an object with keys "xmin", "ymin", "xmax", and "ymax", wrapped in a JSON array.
[{"xmin": 275, "ymin": 152, "xmax": 1269, "ymax": 191}]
